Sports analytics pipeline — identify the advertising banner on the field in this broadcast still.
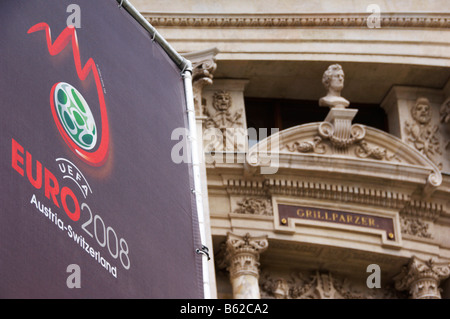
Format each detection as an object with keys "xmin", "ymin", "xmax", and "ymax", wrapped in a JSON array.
[{"xmin": 0, "ymin": 0, "xmax": 203, "ymax": 298}]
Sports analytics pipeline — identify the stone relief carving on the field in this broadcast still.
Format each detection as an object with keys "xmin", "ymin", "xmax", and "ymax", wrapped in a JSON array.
[
  {"xmin": 204, "ymin": 90, "xmax": 246, "ymax": 151},
  {"xmin": 355, "ymin": 141, "xmax": 401, "ymax": 161},
  {"xmin": 234, "ymin": 197, "xmax": 273, "ymax": 216},
  {"xmin": 285, "ymin": 135, "xmax": 401, "ymax": 163},
  {"xmin": 205, "ymin": 91, "xmax": 241, "ymax": 128},
  {"xmin": 400, "ymin": 216, "xmax": 432, "ymax": 239},
  {"xmin": 285, "ymin": 136, "xmax": 326, "ymax": 154},
  {"xmin": 260, "ymin": 270, "xmax": 401, "ymax": 299},
  {"xmin": 404, "ymin": 97, "xmax": 442, "ymax": 169}
]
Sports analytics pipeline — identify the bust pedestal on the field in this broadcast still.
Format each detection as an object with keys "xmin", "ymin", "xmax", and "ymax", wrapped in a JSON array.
[{"xmin": 318, "ymin": 108, "xmax": 365, "ymax": 154}]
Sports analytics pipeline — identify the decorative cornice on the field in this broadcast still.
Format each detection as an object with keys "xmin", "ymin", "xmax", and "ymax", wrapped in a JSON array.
[
  {"xmin": 400, "ymin": 200, "xmax": 443, "ymax": 221},
  {"xmin": 143, "ymin": 13, "xmax": 450, "ymax": 29},
  {"xmin": 226, "ymin": 177, "xmax": 412, "ymax": 210},
  {"xmin": 225, "ymin": 177, "xmax": 444, "ymax": 221}
]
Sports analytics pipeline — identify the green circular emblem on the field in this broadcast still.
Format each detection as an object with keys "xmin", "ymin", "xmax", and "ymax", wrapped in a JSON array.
[{"xmin": 54, "ymin": 82, "xmax": 97, "ymax": 150}]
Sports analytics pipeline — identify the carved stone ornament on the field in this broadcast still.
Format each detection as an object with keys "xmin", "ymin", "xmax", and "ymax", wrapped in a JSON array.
[
  {"xmin": 318, "ymin": 116, "xmax": 365, "ymax": 150},
  {"xmin": 204, "ymin": 90, "xmax": 245, "ymax": 151},
  {"xmin": 400, "ymin": 216, "xmax": 432, "ymax": 239},
  {"xmin": 183, "ymin": 48, "xmax": 218, "ymax": 117},
  {"xmin": 286, "ymin": 136, "xmax": 326, "ymax": 154},
  {"xmin": 146, "ymin": 13, "xmax": 450, "ymax": 30},
  {"xmin": 394, "ymin": 256, "xmax": 450, "ymax": 299},
  {"xmin": 204, "ymin": 90, "xmax": 242, "ymax": 129},
  {"xmin": 404, "ymin": 97, "xmax": 442, "ymax": 169},
  {"xmin": 285, "ymin": 132, "xmax": 401, "ymax": 163},
  {"xmin": 355, "ymin": 141, "xmax": 400, "ymax": 161},
  {"xmin": 234, "ymin": 197, "xmax": 273, "ymax": 216},
  {"xmin": 224, "ymin": 233, "xmax": 269, "ymax": 299},
  {"xmin": 226, "ymin": 233, "xmax": 268, "ymax": 278},
  {"xmin": 260, "ymin": 270, "xmax": 400, "ymax": 299}
]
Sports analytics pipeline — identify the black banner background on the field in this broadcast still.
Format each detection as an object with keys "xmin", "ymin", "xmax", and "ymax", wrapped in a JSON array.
[{"xmin": 0, "ymin": 0, "xmax": 203, "ymax": 298}]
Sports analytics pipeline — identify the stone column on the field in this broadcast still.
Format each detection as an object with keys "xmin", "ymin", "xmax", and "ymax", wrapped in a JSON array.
[
  {"xmin": 225, "ymin": 232, "xmax": 268, "ymax": 299},
  {"xmin": 394, "ymin": 256, "xmax": 450, "ymax": 299}
]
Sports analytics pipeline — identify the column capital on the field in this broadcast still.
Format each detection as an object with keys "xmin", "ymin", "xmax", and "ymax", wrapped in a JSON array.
[
  {"xmin": 394, "ymin": 256, "xmax": 450, "ymax": 299},
  {"xmin": 225, "ymin": 232, "xmax": 268, "ymax": 279},
  {"xmin": 183, "ymin": 48, "xmax": 218, "ymax": 117}
]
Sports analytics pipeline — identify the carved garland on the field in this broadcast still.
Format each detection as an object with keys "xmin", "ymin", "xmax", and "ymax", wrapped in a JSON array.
[{"xmin": 284, "ymin": 123, "xmax": 401, "ymax": 162}]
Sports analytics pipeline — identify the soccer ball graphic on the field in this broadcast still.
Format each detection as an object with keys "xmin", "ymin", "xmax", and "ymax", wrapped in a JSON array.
[{"xmin": 53, "ymin": 82, "xmax": 97, "ymax": 151}]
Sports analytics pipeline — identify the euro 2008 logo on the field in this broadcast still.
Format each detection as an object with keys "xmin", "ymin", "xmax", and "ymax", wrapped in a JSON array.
[
  {"xmin": 54, "ymin": 82, "xmax": 97, "ymax": 151},
  {"xmin": 27, "ymin": 22, "xmax": 110, "ymax": 166}
]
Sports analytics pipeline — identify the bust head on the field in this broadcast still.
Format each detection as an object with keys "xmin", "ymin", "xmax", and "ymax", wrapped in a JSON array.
[
  {"xmin": 411, "ymin": 97, "xmax": 432, "ymax": 125},
  {"xmin": 322, "ymin": 64, "xmax": 345, "ymax": 93},
  {"xmin": 319, "ymin": 64, "xmax": 349, "ymax": 108}
]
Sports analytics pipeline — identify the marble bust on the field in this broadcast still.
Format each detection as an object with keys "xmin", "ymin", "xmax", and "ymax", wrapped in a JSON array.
[{"xmin": 319, "ymin": 64, "xmax": 350, "ymax": 109}]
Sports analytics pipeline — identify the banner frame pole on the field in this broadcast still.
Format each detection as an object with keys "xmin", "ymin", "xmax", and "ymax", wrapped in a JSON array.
[{"xmin": 116, "ymin": 0, "xmax": 189, "ymax": 72}]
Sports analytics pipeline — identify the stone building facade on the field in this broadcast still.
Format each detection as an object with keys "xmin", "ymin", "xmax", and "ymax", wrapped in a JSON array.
[{"xmin": 134, "ymin": 0, "xmax": 450, "ymax": 299}]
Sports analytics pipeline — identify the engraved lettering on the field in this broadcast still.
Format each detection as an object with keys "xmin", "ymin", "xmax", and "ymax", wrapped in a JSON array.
[{"xmin": 278, "ymin": 204, "xmax": 395, "ymax": 240}]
